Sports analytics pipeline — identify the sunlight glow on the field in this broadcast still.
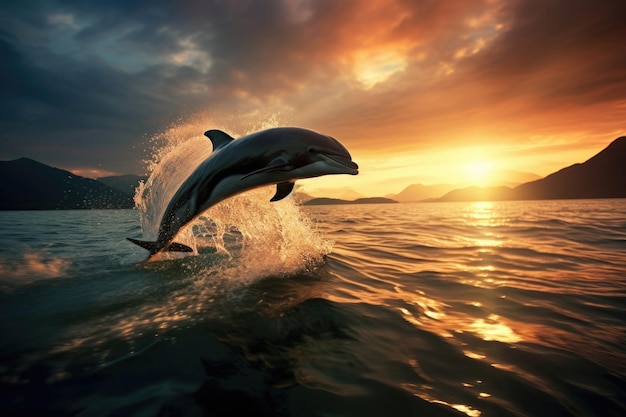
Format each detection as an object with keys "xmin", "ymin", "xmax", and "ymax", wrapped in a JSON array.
[{"xmin": 464, "ymin": 160, "xmax": 493, "ymax": 185}]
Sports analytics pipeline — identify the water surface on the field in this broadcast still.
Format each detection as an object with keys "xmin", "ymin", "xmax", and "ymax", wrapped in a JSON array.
[{"xmin": 1, "ymin": 199, "xmax": 625, "ymax": 416}]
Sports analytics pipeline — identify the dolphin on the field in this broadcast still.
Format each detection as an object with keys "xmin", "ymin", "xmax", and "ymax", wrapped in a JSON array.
[{"xmin": 127, "ymin": 127, "xmax": 358, "ymax": 259}]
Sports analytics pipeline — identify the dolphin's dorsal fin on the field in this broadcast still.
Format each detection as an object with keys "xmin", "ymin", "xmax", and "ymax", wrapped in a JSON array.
[
  {"xmin": 271, "ymin": 181, "xmax": 295, "ymax": 202},
  {"xmin": 204, "ymin": 130, "xmax": 235, "ymax": 151}
]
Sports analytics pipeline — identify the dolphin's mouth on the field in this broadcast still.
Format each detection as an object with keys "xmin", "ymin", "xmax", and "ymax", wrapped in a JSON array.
[
  {"xmin": 309, "ymin": 145, "xmax": 359, "ymax": 175},
  {"xmin": 325, "ymin": 153, "xmax": 359, "ymax": 175}
]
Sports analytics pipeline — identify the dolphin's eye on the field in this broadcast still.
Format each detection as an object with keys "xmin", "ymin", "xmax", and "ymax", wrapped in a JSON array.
[{"xmin": 308, "ymin": 146, "xmax": 319, "ymax": 154}]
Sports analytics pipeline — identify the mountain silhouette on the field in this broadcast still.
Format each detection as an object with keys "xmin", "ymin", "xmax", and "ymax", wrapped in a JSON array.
[
  {"xmin": 387, "ymin": 183, "xmax": 456, "ymax": 202},
  {"xmin": 513, "ymin": 136, "xmax": 626, "ymax": 200},
  {"xmin": 0, "ymin": 158, "xmax": 134, "ymax": 210}
]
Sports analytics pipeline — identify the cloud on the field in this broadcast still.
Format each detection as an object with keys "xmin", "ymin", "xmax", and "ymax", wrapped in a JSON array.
[
  {"xmin": 0, "ymin": 0, "xmax": 624, "ymax": 180},
  {"xmin": 462, "ymin": 0, "xmax": 626, "ymax": 104},
  {"xmin": 296, "ymin": 0, "xmax": 626, "ymax": 153},
  {"xmin": 0, "ymin": 2, "xmax": 211, "ymax": 172}
]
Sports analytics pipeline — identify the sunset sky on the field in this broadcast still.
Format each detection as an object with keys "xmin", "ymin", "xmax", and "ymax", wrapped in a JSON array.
[{"xmin": 1, "ymin": 0, "xmax": 625, "ymax": 196}]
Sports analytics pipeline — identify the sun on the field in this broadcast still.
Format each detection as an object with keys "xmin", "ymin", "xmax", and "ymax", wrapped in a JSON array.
[{"xmin": 464, "ymin": 160, "xmax": 493, "ymax": 185}]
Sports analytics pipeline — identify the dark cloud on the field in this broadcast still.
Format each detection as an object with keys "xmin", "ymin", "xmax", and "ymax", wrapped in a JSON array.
[
  {"xmin": 0, "ymin": 0, "xmax": 208, "ymax": 172},
  {"xmin": 461, "ymin": 0, "xmax": 626, "ymax": 105}
]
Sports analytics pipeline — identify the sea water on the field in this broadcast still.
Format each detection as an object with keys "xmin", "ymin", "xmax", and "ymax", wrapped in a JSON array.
[{"xmin": 1, "ymin": 198, "xmax": 625, "ymax": 417}]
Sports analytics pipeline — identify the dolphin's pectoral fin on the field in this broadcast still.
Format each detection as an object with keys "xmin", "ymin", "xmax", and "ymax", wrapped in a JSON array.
[
  {"xmin": 204, "ymin": 130, "xmax": 235, "ymax": 151},
  {"xmin": 240, "ymin": 158, "xmax": 290, "ymax": 180},
  {"xmin": 127, "ymin": 237, "xmax": 159, "ymax": 254},
  {"xmin": 127, "ymin": 237, "xmax": 193, "ymax": 254},
  {"xmin": 166, "ymin": 242, "xmax": 194, "ymax": 252},
  {"xmin": 271, "ymin": 181, "xmax": 295, "ymax": 202}
]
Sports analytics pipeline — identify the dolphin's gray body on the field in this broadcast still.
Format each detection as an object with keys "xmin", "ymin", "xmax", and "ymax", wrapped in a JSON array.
[{"xmin": 127, "ymin": 127, "xmax": 358, "ymax": 259}]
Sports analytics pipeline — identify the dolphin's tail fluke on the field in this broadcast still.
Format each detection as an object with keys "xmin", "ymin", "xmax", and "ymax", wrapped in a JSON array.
[{"xmin": 126, "ymin": 237, "xmax": 193, "ymax": 255}]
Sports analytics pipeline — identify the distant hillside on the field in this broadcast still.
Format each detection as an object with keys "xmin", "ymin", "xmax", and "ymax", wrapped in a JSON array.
[
  {"xmin": 387, "ymin": 184, "xmax": 456, "ymax": 202},
  {"xmin": 337, "ymin": 189, "xmax": 367, "ymax": 200},
  {"xmin": 434, "ymin": 136, "xmax": 626, "ymax": 202},
  {"xmin": 97, "ymin": 174, "xmax": 147, "ymax": 196},
  {"xmin": 513, "ymin": 136, "xmax": 626, "ymax": 200},
  {"xmin": 304, "ymin": 197, "xmax": 398, "ymax": 205},
  {"xmin": 0, "ymin": 158, "xmax": 134, "ymax": 210},
  {"xmin": 388, "ymin": 171, "xmax": 539, "ymax": 202}
]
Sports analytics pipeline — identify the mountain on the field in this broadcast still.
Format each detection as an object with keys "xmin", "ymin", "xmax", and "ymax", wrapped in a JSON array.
[
  {"xmin": 97, "ymin": 174, "xmax": 147, "ymax": 196},
  {"xmin": 513, "ymin": 136, "xmax": 626, "ymax": 200},
  {"xmin": 0, "ymin": 158, "xmax": 134, "ymax": 210},
  {"xmin": 387, "ymin": 184, "xmax": 456, "ymax": 202},
  {"xmin": 338, "ymin": 189, "xmax": 366, "ymax": 200},
  {"xmin": 434, "ymin": 136, "xmax": 626, "ymax": 202}
]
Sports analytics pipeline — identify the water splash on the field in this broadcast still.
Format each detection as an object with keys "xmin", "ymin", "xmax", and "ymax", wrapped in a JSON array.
[
  {"xmin": 197, "ymin": 188, "xmax": 333, "ymax": 281},
  {"xmin": 134, "ymin": 135, "xmax": 210, "ymax": 242}
]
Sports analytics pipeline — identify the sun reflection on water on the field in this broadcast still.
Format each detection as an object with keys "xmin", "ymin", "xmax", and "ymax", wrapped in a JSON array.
[
  {"xmin": 469, "ymin": 314, "xmax": 522, "ymax": 343},
  {"xmin": 463, "ymin": 202, "xmax": 508, "ymax": 227},
  {"xmin": 400, "ymin": 297, "xmax": 523, "ymax": 345},
  {"xmin": 414, "ymin": 391, "xmax": 483, "ymax": 417}
]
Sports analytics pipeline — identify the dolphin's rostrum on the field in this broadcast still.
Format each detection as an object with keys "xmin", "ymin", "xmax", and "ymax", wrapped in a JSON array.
[{"xmin": 127, "ymin": 127, "xmax": 358, "ymax": 260}]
